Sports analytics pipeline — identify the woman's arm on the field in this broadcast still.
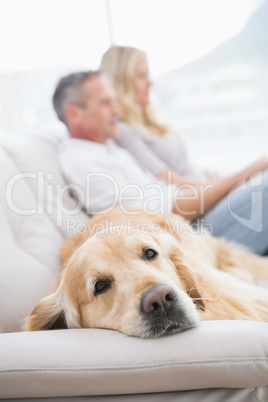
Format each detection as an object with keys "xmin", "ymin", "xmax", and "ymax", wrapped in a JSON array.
[
  {"xmin": 173, "ymin": 157, "xmax": 268, "ymax": 221},
  {"xmin": 157, "ymin": 169, "xmax": 217, "ymax": 187}
]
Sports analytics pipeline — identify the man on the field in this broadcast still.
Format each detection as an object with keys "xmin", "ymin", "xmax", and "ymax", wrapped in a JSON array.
[
  {"xmin": 54, "ymin": 71, "xmax": 268, "ymax": 254},
  {"xmin": 55, "ymin": 71, "xmax": 177, "ymax": 216}
]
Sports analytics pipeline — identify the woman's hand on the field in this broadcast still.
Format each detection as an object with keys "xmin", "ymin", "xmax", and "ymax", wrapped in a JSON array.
[
  {"xmin": 157, "ymin": 169, "xmax": 209, "ymax": 187},
  {"xmin": 157, "ymin": 168, "xmax": 221, "ymax": 187},
  {"xmin": 204, "ymin": 170, "xmax": 221, "ymax": 183}
]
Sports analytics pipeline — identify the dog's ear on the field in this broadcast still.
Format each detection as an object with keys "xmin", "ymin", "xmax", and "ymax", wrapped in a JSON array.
[
  {"xmin": 24, "ymin": 287, "xmax": 68, "ymax": 331},
  {"xmin": 169, "ymin": 246, "xmax": 206, "ymax": 311},
  {"xmin": 24, "ymin": 277, "xmax": 82, "ymax": 331}
]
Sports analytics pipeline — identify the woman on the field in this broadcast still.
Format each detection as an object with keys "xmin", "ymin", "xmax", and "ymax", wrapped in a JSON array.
[
  {"xmin": 100, "ymin": 45, "xmax": 206, "ymax": 186},
  {"xmin": 100, "ymin": 45, "xmax": 268, "ymax": 255}
]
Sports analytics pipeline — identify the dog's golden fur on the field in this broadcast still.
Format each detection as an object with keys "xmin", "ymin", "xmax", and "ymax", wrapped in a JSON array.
[{"xmin": 25, "ymin": 209, "xmax": 268, "ymax": 338}]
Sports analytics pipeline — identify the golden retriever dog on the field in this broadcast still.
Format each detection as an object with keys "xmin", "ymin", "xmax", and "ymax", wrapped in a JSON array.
[{"xmin": 25, "ymin": 209, "xmax": 268, "ymax": 338}]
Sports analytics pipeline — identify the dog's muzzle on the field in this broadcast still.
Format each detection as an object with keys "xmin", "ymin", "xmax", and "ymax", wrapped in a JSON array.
[{"xmin": 140, "ymin": 284, "xmax": 197, "ymax": 338}]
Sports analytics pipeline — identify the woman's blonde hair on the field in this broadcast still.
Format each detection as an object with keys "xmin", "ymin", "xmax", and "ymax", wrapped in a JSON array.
[{"xmin": 100, "ymin": 45, "xmax": 167, "ymax": 137}]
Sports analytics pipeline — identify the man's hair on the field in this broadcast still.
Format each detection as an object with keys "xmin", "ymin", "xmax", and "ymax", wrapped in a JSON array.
[{"xmin": 52, "ymin": 70, "xmax": 101, "ymax": 124}]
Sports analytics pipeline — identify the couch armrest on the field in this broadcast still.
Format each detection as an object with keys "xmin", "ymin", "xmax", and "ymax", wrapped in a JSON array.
[{"xmin": 1, "ymin": 321, "xmax": 268, "ymax": 399}]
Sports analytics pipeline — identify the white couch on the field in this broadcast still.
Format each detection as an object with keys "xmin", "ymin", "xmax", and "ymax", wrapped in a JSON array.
[{"xmin": 0, "ymin": 133, "xmax": 268, "ymax": 401}]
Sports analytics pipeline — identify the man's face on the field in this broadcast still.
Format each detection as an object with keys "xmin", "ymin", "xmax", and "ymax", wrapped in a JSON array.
[{"xmin": 71, "ymin": 75, "xmax": 120, "ymax": 143}]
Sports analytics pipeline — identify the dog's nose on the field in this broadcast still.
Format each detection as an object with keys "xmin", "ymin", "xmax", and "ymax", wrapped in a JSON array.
[{"xmin": 141, "ymin": 284, "xmax": 177, "ymax": 314}]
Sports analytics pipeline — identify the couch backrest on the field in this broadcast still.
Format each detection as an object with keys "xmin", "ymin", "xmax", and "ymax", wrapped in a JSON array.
[{"xmin": 0, "ymin": 134, "xmax": 89, "ymax": 333}]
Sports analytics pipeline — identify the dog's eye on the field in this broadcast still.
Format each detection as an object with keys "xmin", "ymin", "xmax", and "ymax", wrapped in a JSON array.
[
  {"xmin": 94, "ymin": 280, "xmax": 110, "ymax": 296},
  {"xmin": 143, "ymin": 248, "xmax": 158, "ymax": 260}
]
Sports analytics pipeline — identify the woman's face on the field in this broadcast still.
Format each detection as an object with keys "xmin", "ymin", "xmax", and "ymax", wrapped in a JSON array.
[{"xmin": 133, "ymin": 57, "xmax": 152, "ymax": 107}]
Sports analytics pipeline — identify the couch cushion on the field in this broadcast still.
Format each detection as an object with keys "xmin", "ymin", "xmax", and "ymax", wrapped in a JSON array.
[
  {"xmin": 4, "ymin": 388, "xmax": 268, "ymax": 402},
  {"xmin": 0, "ymin": 133, "xmax": 89, "ymax": 332},
  {"xmin": 0, "ymin": 133, "xmax": 89, "ymax": 239},
  {"xmin": 0, "ymin": 146, "xmax": 63, "ymax": 332},
  {"xmin": 0, "ymin": 322, "xmax": 268, "ymax": 399}
]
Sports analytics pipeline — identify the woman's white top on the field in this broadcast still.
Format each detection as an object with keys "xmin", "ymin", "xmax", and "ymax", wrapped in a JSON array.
[{"xmin": 116, "ymin": 122, "xmax": 201, "ymax": 177}]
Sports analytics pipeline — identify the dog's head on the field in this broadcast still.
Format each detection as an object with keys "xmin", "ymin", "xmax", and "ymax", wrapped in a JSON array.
[{"xmin": 25, "ymin": 226, "xmax": 205, "ymax": 338}]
